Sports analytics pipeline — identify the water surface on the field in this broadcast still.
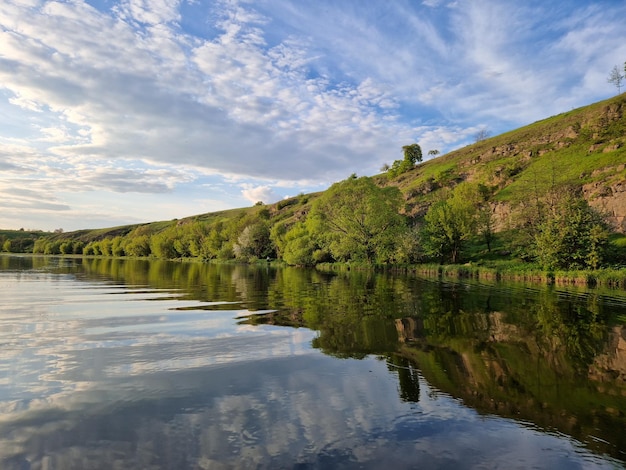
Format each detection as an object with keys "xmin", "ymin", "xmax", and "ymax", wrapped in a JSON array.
[{"xmin": 1, "ymin": 255, "xmax": 625, "ymax": 469}]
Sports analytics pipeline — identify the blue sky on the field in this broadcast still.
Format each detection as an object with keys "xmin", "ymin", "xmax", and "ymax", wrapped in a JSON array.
[{"xmin": 1, "ymin": 0, "xmax": 625, "ymax": 231}]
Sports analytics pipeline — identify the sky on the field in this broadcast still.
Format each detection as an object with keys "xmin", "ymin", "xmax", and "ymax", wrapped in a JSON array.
[{"xmin": 1, "ymin": 0, "xmax": 625, "ymax": 232}]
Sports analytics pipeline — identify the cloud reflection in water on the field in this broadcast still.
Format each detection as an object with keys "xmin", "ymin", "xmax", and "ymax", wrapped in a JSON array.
[{"xmin": 0, "ymin": 270, "xmax": 620, "ymax": 469}]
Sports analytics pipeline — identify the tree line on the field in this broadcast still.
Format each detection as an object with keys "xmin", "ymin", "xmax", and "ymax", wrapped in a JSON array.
[{"xmin": 2, "ymin": 144, "xmax": 623, "ymax": 270}]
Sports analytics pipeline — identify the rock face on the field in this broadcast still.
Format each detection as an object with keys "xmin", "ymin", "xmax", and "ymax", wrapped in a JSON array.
[
  {"xmin": 473, "ymin": 101, "xmax": 625, "ymax": 233},
  {"xmin": 584, "ymin": 173, "xmax": 626, "ymax": 232},
  {"xmin": 395, "ymin": 95, "xmax": 626, "ymax": 233}
]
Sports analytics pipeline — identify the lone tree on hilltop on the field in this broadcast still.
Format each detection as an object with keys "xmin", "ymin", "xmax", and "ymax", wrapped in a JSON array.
[
  {"xmin": 388, "ymin": 143, "xmax": 423, "ymax": 178},
  {"xmin": 608, "ymin": 64, "xmax": 624, "ymax": 94},
  {"xmin": 402, "ymin": 143, "xmax": 423, "ymax": 165},
  {"xmin": 474, "ymin": 128, "xmax": 490, "ymax": 142}
]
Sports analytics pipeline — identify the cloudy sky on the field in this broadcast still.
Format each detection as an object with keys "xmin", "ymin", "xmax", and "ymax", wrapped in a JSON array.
[{"xmin": 1, "ymin": 0, "xmax": 625, "ymax": 231}]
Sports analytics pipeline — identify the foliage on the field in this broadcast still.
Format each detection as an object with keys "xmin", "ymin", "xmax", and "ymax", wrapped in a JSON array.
[
  {"xmin": 125, "ymin": 235, "xmax": 151, "ymax": 257},
  {"xmin": 233, "ymin": 222, "xmax": 274, "ymax": 261},
  {"xmin": 309, "ymin": 176, "xmax": 407, "ymax": 263},
  {"xmin": 392, "ymin": 225, "xmax": 423, "ymax": 264},
  {"xmin": 282, "ymin": 223, "xmax": 316, "ymax": 266},
  {"xmin": 402, "ymin": 143, "xmax": 423, "ymax": 165},
  {"xmin": 533, "ymin": 190, "xmax": 609, "ymax": 270},
  {"xmin": 150, "ymin": 233, "xmax": 177, "ymax": 259},
  {"xmin": 420, "ymin": 183, "xmax": 483, "ymax": 263},
  {"xmin": 388, "ymin": 143, "xmax": 422, "ymax": 178}
]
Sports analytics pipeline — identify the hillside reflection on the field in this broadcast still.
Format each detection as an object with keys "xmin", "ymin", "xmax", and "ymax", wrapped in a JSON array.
[{"xmin": 4, "ymin": 255, "xmax": 626, "ymax": 462}]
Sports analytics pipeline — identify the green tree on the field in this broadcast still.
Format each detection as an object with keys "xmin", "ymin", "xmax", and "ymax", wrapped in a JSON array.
[
  {"xmin": 150, "ymin": 233, "xmax": 177, "ymax": 259},
  {"xmin": 125, "ymin": 235, "xmax": 151, "ymax": 257},
  {"xmin": 388, "ymin": 144, "xmax": 423, "ymax": 178},
  {"xmin": 99, "ymin": 238, "xmax": 113, "ymax": 256},
  {"xmin": 59, "ymin": 240, "xmax": 73, "ymax": 255},
  {"xmin": 206, "ymin": 224, "xmax": 228, "ymax": 258},
  {"xmin": 172, "ymin": 229, "xmax": 193, "ymax": 258},
  {"xmin": 233, "ymin": 222, "xmax": 274, "ymax": 260},
  {"xmin": 111, "ymin": 236, "xmax": 125, "ymax": 256},
  {"xmin": 477, "ymin": 206, "xmax": 495, "ymax": 252},
  {"xmin": 402, "ymin": 143, "xmax": 423, "ymax": 165},
  {"xmin": 33, "ymin": 238, "xmax": 47, "ymax": 254},
  {"xmin": 282, "ymin": 223, "xmax": 316, "ymax": 266},
  {"xmin": 534, "ymin": 191, "xmax": 609, "ymax": 269},
  {"xmin": 393, "ymin": 225, "xmax": 422, "ymax": 264},
  {"xmin": 308, "ymin": 176, "xmax": 406, "ymax": 263},
  {"xmin": 43, "ymin": 240, "xmax": 62, "ymax": 255},
  {"xmin": 421, "ymin": 184, "xmax": 479, "ymax": 263},
  {"xmin": 90, "ymin": 241, "xmax": 102, "ymax": 255},
  {"xmin": 269, "ymin": 222, "xmax": 289, "ymax": 259}
]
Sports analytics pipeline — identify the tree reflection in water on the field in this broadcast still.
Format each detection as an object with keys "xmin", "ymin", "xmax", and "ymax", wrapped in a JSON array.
[{"xmin": 5, "ymin": 256, "xmax": 624, "ymax": 463}]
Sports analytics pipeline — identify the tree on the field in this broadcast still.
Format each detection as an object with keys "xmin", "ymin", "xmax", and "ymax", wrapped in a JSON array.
[
  {"xmin": 233, "ymin": 222, "xmax": 274, "ymax": 260},
  {"xmin": 99, "ymin": 238, "xmax": 113, "ymax": 256},
  {"xmin": 474, "ymin": 128, "xmax": 490, "ymax": 142},
  {"xmin": 402, "ymin": 143, "xmax": 423, "ymax": 165},
  {"xmin": 282, "ymin": 223, "xmax": 316, "ymax": 266},
  {"xmin": 150, "ymin": 233, "xmax": 177, "ymax": 259},
  {"xmin": 608, "ymin": 65, "xmax": 624, "ymax": 94},
  {"xmin": 59, "ymin": 240, "xmax": 73, "ymax": 255},
  {"xmin": 308, "ymin": 176, "xmax": 406, "ymax": 263},
  {"xmin": 420, "ymin": 183, "xmax": 481, "ymax": 263},
  {"xmin": 125, "ymin": 235, "xmax": 151, "ymax": 257},
  {"xmin": 393, "ymin": 225, "xmax": 422, "ymax": 264},
  {"xmin": 388, "ymin": 144, "xmax": 423, "ymax": 178},
  {"xmin": 533, "ymin": 191, "xmax": 609, "ymax": 270}
]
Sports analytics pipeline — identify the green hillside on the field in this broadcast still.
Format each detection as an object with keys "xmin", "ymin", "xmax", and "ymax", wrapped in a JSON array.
[
  {"xmin": 382, "ymin": 93, "xmax": 625, "ymax": 223},
  {"xmin": 2, "ymin": 94, "xmax": 626, "ymax": 278}
]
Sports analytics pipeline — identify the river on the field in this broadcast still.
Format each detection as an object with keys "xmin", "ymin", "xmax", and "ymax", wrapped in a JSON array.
[{"xmin": 0, "ymin": 255, "xmax": 625, "ymax": 469}]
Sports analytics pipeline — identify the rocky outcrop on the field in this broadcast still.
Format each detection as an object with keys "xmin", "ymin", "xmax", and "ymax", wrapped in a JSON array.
[{"xmin": 584, "ymin": 166, "xmax": 626, "ymax": 232}]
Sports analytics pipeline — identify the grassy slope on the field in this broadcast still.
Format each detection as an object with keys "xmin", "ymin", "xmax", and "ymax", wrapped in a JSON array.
[
  {"xmin": 386, "ymin": 93, "xmax": 626, "ymax": 215},
  {"xmin": 0, "ymin": 229, "xmax": 46, "ymax": 240}
]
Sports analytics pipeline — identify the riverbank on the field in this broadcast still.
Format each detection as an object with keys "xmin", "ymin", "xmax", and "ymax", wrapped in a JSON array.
[
  {"xmin": 316, "ymin": 261, "xmax": 626, "ymax": 288},
  {"xmin": 3, "ymin": 252, "xmax": 626, "ymax": 289}
]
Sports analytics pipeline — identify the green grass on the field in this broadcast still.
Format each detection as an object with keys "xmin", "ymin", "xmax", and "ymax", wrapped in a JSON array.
[
  {"xmin": 0, "ymin": 229, "xmax": 46, "ymax": 239},
  {"xmin": 386, "ymin": 93, "xmax": 626, "ymax": 211}
]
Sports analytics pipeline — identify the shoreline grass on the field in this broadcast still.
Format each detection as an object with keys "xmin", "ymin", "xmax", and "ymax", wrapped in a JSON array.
[
  {"xmin": 315, "ymin": 260, "xmax": 626, "ymax": 289},
  {"xmin": 3, "ymin": 252, "xmax": 626, "ymax": 289}
]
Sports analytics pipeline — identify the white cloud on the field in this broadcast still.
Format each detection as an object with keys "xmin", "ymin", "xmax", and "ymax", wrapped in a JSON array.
[
  {"xmin": 0, "ymin": 0, "xmax": 625, "ymax": 230},
  {"xmin": 115, "ymin": 0, "xmax": 182, "ymax": 26},
  {"xmin": 241, "ymin": 185, "xmax": 281, "ymax": 205}
]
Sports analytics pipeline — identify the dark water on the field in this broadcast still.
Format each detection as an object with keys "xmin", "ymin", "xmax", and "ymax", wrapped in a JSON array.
[{"xmin": 1, "ymin": 255, "xmax": 625, "ymax": 469}]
